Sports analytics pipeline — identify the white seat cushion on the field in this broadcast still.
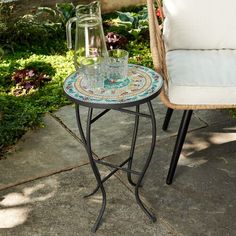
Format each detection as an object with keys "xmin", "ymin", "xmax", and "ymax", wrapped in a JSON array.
[
  {"xmin": 163, "ymin": 0, "xmax": 236, "ymax": 50},
  {"xmin": 166, "ymin": 50, "xmax": 236, "ymax": 105}
]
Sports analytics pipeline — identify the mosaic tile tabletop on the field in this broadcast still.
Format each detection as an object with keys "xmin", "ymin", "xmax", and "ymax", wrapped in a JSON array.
[{"xmin": 63, "ymin": 64, "xmax": 163, "ymax": 107}]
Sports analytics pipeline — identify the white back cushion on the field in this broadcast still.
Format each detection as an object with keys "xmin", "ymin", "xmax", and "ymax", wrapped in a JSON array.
[{"xmin": 163, "ymin": 0, "xmax": 236, "ymax": 51}]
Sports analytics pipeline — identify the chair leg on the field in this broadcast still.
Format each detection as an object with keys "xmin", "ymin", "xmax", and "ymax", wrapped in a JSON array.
[
  {"xmin": 162, "ymin": 108, "xmax": 174, "ymax": 131},
  {"xmin": 166, "ymin": 110, "xmax": 193, "ymax": 185}
]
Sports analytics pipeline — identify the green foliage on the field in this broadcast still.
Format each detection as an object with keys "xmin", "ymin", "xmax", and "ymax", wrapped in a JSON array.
[
  {"xmin": 38, "ymin": 3, "xmax": 76, "ymax": 26},
  {"xmin": 128, "ymin": 40, "xmax": 153, "ymax": 68},
  {"xmin": 0, "ymin": 3, "xmax": 67, "ymax": 54},
  {"xmin": 14, "ymin": 15, "xmax": 62, "ymax": 48},
  {"xmin": 0, "ymin": 47, "xmax": 4, "ymax": 58},
  {"xmin": 0, "ymin": 95, "xmax": 43, "ymax": 148},
  {"xmin": 0, "ymin": 52, "xmax": 74, "ymax": 152},
  {"xmin": 230, "ymin": 109, "xmax": 236, "ymax": 118},
  {"xmin": 0, "ymin": 3, "xmax": 14, "ymax": 52},
  {"xmin": 105, "ymin": 7, "xmax": 149, "ymax": 40},
  {"xmin": 56, "ymin": 3, "xmax": 76, "ymax": 25}
]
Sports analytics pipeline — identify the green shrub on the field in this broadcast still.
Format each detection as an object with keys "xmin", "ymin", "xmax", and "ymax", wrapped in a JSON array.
[{"xmin": 0, "ymin": 3, "xmax": 67, "ymax": 54}]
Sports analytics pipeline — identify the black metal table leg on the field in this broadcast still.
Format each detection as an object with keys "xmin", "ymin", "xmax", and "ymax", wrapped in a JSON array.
[
  {"xmin": 76, "ymin": 104, "xmax": 99, "ymax": 199},
  {"xmin": 135, "ymin": 101, "xmax": 157, "ymax": 222},
  {"xmin": 75, "ymin": 104, "xmax": 86, "ymax": 145},
  {"xmin": 75, "ymin": 103, "xmax": 157, "ymax": 231},
  {"xmin": 127, "ymin": 105, "xmax": 140, "ymax": 186},
  {"xmin": 85, "ymin": 108, "xmax": 107, "ymax": 233}
]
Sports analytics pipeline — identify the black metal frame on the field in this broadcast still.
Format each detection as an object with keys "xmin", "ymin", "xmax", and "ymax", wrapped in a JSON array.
[
  {"xmin": 75, "ymin": 101, "xmax": 157, "ymax": 232},
  {"xmin": 162, "ymin": 108, "xmax": 193, "ymax": 185},
  {"xmin": 162, "ymin": 108, "xmax": 173, "ymax": 131}
]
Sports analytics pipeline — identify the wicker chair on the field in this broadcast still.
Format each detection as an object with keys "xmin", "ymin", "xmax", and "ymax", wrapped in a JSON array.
[{"xmin": 147, "ymin": 0, "xmax": 236, "ymax": 184}]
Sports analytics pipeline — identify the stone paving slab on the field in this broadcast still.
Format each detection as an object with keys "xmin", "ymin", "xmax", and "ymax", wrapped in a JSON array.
[
  {"xmin": 54, "ymin": 97, "xmax": 206, "ymax": 158},
  {"xmin": 194, "ymin": 109, "xmax": 235, "ymax": 126},
  {"xmin": 0, "ymin": 100, "xmax": 235, "ymax": 235},
  {"xmin": 0, "ymin": 164, "xmax": 176, "ymax": 236},
  {"xmin": 0, "ymin": 115, "xmax": 88, "ymax": 191},
  {"xmin": 104, "ymin": 120, "xmax": 236, "ymax": 236}
]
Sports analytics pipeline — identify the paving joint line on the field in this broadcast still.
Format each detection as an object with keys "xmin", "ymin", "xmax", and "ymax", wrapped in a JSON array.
[
  {"xmin": 49, "ymin": 113, "xmax": 101, "ymax": 160},
  {"xmin": 0, "ymin": 162, "xmax": 89, "ymax": 192},
  {"xmin": 193, "ymin": 111, "xmax": 209, "ymax": 127}
]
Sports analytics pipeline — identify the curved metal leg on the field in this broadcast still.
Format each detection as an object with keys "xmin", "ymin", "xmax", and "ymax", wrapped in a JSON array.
[
  {"xmin": 76, "ymin": 102, "xmax": 157, "ymax": 230},
  {"xmin": 75, "ymin": 104, "xmax": 86, "ymax": 145},
  {"xmin": 135, "ymin": 101, "xmax": 156, "ymax": 222},
  {"xmin": 127, "ymin": 105, "xmax": 140, "ymax": 186},
  {"xmin": 86, "ymin": 108, "xmax": 106, "ymax": 233},
  {"xmin": 76, "ymin": 105, "xmax": 99, "ymax": 199},
  {"xmin": 83, "ymin": 184, "xmax": 100, "ymax": 198}
]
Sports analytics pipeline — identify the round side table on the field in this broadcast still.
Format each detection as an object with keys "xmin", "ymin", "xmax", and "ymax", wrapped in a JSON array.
[{"xmin": 63, "ymin": 64, "xmax": 163, "ymax": 232}]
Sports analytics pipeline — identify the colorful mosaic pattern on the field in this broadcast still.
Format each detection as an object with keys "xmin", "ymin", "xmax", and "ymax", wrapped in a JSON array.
[{"xmin": 63, "ymin": 64, "xmax": 163, "ymax": 105}]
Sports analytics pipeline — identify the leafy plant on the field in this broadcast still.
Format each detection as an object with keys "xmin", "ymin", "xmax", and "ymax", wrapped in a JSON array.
[
  {"xmin": 105, "ymin": 32, "xmax": 128, "ymax": 50},
  {"xmin": 11, "ymin": 68, "xmax": 52, "ymax": 96},
  {"xmin": 114, "ymin": 7, "xmax": 149, "ymax": 39},
  {"xmin": 56, "ymin": 3, "xmax": 76, "ymax": 25},
  {"xmin": 37, "ymin": 3, "xmax": 76, "ymax": 27}
]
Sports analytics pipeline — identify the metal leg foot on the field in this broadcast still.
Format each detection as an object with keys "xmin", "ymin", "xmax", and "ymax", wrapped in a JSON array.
[
  {"xmin": 162, "ymin": 108, "xmax": 173, "ymax": 131},
  {"xmin": 135, "ymin": 101, "xmax": 156, "ymax": 222},
  {"xmin": 166, "ymin": 110, "xmax": 193, "ymax": 185}
]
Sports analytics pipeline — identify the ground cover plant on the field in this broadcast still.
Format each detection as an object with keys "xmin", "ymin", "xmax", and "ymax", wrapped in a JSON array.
[
  {"xmin": 0, "ymin": 52, "xmax": 75, "ymax": 152},
  {"xmin": 0, "ymin": 3, "xmax": 153, "ymax": 155}
]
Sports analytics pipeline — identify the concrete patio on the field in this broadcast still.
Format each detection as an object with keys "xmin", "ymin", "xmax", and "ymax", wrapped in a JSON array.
[{"xmin": 0, "ymin": 97, "xmax": 235, "ymax": 236}]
